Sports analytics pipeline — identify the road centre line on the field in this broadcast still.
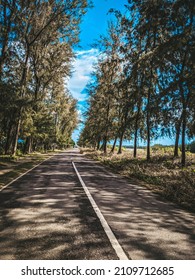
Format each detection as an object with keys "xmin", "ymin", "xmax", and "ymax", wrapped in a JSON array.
[
  {"xmin": 72, "ymin": 161, "xmax": 129, "ymax": 260},
  {"xmin": 0, "ymin": 155, "xmax": 55, "ymax": 192}
]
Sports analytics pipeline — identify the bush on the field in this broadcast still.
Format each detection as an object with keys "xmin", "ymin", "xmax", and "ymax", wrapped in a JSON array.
[
  {"xmin": 16, "ymin": 149, "xmax": 23, "ymax": 156},
  {"xmin": 152, "ymin": 144, "xmax": 174, "ymax": 155}
]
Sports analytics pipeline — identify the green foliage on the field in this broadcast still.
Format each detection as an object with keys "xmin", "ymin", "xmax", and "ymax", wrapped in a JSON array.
[
  {"xmin": 152, "ymin": 145, "xmax": 175, "ymax": 155},
  {"xmin": 79, "ymin": 0, "xmax": 194, "ymax": 166},
  {"xmin": 0, "ymin": 0, "xmax": 89, "ymax": 155}
]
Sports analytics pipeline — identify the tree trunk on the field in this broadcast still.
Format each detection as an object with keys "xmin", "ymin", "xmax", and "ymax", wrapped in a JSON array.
[
  {"xmin": 147, "ymin": 132, "xmax": 151, "ymax": 161},
  {"xmin": 11, "ymin": 116, "xmax": 21, "ymax": 156},
  {"xmin": 134, "ymin": 104, "xmax": 141, "ymax": 158},
  {"xmin": 96, "ymin": 137, "xmax": 101, "ymax": 150},
  {"xmin": 174, "ymin": 119, "xmax": 181, "ymax": 157},
  {"xmin": 118, "ymin": 131, "xmax": 124, "ymax": 154},
  {"xmin": 111, "ymin": 136, "xmax": 117, "ymax": 153},
  {"xmin": 33, "ymin": 141, "xmax": 37, "ymax": 152},
  {"xmin": 103, "ymin": 136, "xmax": 107, "ymax": 154},
  {"xmin": 10, "ymin": 46, "xmax": 30, "ymax": 156},
  {"xmin": 146, "ymin": 107, "xmax": 151, "ymax": 161},
  {"xmin": 179, "ymin": 81, "xmax": 187, "ymax": 167},
  {"xmin": 181, "ymin": 109, "xmax": 186, "ymax": 167},
  {"xmin": 103, "ymin": 96, "xmax": 110, "ymax": 154},
  {"xmin": 134, "ymin": 127, "xmax": 138, "ymax": 158},
  {"xmin": 24, "ymin": 136, "xmax": 32, "ymax": 154},
  {"xmin": 0, "ymin": 3, "xmax": 11, "ymax": 78},
  {"xmin": 146, "ymin": 87, "xmax": 151, "ymax": 161},
  {"xmin": 4, "ymin": 123, "xmax": 13, "ymax": 154}
]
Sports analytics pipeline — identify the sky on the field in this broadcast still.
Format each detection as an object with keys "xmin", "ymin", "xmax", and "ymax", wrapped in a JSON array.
[
  {"xmin": 68, "ymin": 0, "xmax": 128, "ymax": 143},
  {"xmin": 68, "ymin": 0, "xmax": 175, "ymax": 146},
  {"xmin": 68, "ymin": 0, "xmax": 127, "ymax": 101}
]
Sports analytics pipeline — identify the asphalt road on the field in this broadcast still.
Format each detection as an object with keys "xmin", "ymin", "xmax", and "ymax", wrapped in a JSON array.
[
  {"xmin": 0, "ymin": 151, "xmax": 117, "ymax": 260},
  {"xmin": 0, "ymin": 149, "xmax": 194, "ymax": 260},
  {"xmin": 74, "ymin": 150, "xmax": 195, "ymax": 260}
]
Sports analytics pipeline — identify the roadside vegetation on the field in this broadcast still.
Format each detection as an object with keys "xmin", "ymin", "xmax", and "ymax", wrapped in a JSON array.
[
  {"xmin": 80, "ymin": 146, "xmax": 195, "ymax": 213},
  {"xmin": 0, "ymin": 151, "xmax": 58, "ymax": 190}
]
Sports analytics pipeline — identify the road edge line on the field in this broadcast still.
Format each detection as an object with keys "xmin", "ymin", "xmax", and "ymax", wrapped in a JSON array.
[
  {"xmin": 72, "ymin": 161, "xmax": 129, "ymax": 260},
  {"xmin": 0, "ymin": 154, "xmax": 55, "ymax": 192}
]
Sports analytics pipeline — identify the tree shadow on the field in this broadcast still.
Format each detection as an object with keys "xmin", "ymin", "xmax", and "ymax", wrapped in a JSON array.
[
  {"xmin": 0, "ymin": 153, "xmax": 117, "ymax": 260},
  {"xmin": 74, "ymin": 154, "xmax": 195, "ymax": 260}
]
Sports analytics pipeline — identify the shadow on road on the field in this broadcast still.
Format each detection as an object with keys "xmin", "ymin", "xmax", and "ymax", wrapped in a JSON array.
[
  {"xmin": 0, "ymin": 153, "xmax": 117, "ymax": 260},
  {"xmin": 74, "ymin": 153, "xmax": 195, "ymax": 260}
]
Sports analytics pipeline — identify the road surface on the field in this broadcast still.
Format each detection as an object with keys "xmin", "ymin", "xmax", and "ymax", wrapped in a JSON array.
[
  {"xmin": 0, "ymin": 149, "xmax": 194, "ymax": 259},
  {"xmin": 0, "ymin": 151, "xmax": 117, "ymax": 259}
]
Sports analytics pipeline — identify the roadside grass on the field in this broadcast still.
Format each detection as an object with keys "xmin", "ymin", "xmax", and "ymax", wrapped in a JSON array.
[
  {"xmin": 0, "ymin": 151, "xmax": 57, "ymax": 190},
  {"xmin": 80, "ymin": 148, "xmax": 195, "ymax": 213}
]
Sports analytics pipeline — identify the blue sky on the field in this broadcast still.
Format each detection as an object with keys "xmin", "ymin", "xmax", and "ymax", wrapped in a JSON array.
[
  {"xmin": 69, "ymin": 0, "xmax": 128, "ymax": 143},
  {"xmin": 78, "ymin": 0, "xmax": 127, "ymax": 50},
  {"xmin": 68, "ymin": 0, "xmax": 127, "ymax": 102},
  {"xmin": 68, "ymin": 0, "xmax": 175, "ymax": 146}
]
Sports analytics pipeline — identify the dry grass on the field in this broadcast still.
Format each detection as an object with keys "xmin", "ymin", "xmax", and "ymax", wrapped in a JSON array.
[{"xmin": 80, "ymin": 148, "xmax": 195, "ymax": 213}]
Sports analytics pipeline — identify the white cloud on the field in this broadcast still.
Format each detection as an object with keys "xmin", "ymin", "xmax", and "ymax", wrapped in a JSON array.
[{"xmin": 67, "ymin": 48, "xmax": 99, "ymax": 100}]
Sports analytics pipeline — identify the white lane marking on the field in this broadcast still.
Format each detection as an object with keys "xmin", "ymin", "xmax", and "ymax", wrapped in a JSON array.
[
  {"xmin": 0, "ymin": 155, "xmax": 55, "ymax": 192},
  {"xmin": 72, "ymin": 161, "xmax": 129, "ymax": 260}
]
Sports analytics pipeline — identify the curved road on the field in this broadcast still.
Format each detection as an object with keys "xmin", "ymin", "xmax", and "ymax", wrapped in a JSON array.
[{"xmin": 0, "ymin": 149, "xmax": 194, "ymax": 259}]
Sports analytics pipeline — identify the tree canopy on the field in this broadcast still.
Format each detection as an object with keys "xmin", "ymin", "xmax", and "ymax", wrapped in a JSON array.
[
  {"xmin": 78, "ymin": 0, "xmax": 195, "ymax": 166},
  {"xmin": 0, "ymin": 0, "xmax": 91, "ymax": 155}
]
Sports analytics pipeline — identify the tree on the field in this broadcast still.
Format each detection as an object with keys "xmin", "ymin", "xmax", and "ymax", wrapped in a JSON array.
[
  {"xmin": 80, "ymin": 0, "xmax": 195, "ymax": 166},
  {"xmin": 0, "ymin": 0, "xmax": 91, "ymax": 155}
]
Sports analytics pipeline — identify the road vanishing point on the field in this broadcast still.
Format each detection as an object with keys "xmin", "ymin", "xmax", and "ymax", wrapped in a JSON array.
[{"xmin": 0, "ymin": 149, "xmax": 194, "ymax": 260}]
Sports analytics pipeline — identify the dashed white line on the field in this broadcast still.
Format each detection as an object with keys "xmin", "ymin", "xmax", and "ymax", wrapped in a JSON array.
[{"xmin": 72, "ymin": 161, "xmax": 129, "ymax": 260}]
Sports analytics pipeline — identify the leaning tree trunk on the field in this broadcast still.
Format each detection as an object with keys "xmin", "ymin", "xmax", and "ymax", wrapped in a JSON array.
[
  {"xmin": 111, "ymin": 136, "xmax": 117, "ymax": 153},
  {"xmin": 11, "ymin": 116, "xmax": 21, "ymax": 156}
]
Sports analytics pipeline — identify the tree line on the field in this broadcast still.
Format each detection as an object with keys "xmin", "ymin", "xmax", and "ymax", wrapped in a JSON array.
[
  {"xmin": 0, "ymin": 0, "xmax": 91, "ymax": 156},
  {"xmin": 78, "ymin": 0, "xmax": 195, "ymax": 166}
]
